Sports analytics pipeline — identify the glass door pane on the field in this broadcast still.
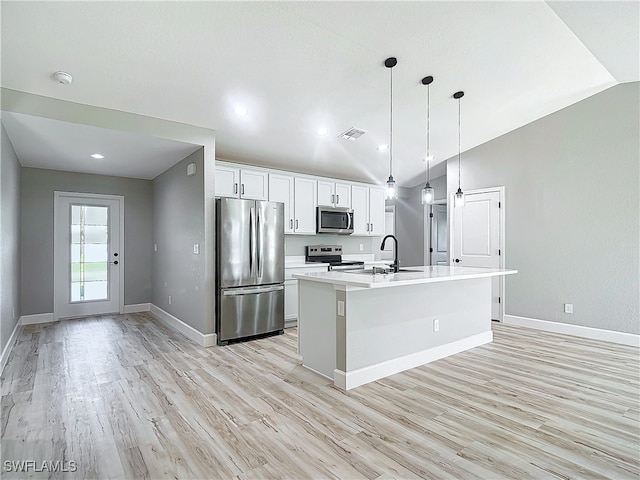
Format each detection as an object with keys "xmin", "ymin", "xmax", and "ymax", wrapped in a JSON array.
[{"xmin": 70, "ymin": 204, "xmax": 109, "ymax": 302}]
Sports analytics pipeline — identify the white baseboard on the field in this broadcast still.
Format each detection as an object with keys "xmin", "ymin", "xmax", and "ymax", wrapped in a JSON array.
[
  {"xmin": 149, "ymin": 304, "xmax": 216, "ymax": 347},
  {"xmin": 20, "ymin": 313, "xmax": 55, "ymax": 325},
  {"xmin": 334, "ymin": 330, "xmax": 493, "ymax": 390},
  {"xmin": 284, "ymin": 318, "xmax": 297, "ymax": 329},
  {"xmin": 504, "ymin": 315, "xmax": 640, "ymax": 347},
  {"xmin": 1, "ymin": 319, "xmax": 22, "ymax": 374},
  {"xmin": 124, "ymin": 303, "xmax": 151, "ymax": 313}
]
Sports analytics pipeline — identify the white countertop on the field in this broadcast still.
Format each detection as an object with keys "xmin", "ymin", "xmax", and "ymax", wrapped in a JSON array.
[{"xmin": 293, "ymin": 265, "xmax": 518, "ymax": 289}]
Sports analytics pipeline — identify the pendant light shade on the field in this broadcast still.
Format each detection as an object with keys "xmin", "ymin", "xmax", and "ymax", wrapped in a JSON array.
[
  {"xmin": 421, "ymin": 75, "xmax": 435, "ymax": 205},
  {"xmin": 384, "ymin": 57, "xmax": 398, "ymax": 200},
  {"xmin": 453, "ymin": 90, "xmax": 465, "ymax": 208},
  {"xmin": 422, "ymin": 182, "xmax": 435, "ymax": 205}
]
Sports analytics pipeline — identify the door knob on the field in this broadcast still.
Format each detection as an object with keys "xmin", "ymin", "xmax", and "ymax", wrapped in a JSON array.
[
  {"xmin": 454, "ymin": 258, "xmax": 461, "ymax": 263},
  {"xmin": 110, "ymin": 260, "xmax": 119, "ymax": 265}
]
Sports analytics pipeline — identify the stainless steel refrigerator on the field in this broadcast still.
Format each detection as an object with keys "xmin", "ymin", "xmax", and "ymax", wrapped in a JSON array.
[{"xmin": 215, "ymin": 197, "xmax": 285, "ymax": 345}]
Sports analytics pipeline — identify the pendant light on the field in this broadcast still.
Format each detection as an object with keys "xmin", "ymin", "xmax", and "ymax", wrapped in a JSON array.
[
  {"xmin": 421, "ymin": 75, "xmax": 435, "ymax": 205},
  {"xmin": 453, "ymin": 91, "xmax": 465, "ymax": 208},
  {"xmin": 384, "ymin": 57, "xmax": 398, "ymax": 200}
]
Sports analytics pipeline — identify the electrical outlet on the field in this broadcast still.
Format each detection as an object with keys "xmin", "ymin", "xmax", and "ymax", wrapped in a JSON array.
[
  {"xmin": 433, "ymin": 318, "xmax": 439, "ymax": 332},
  {"xmin": 564, "ymin": 303, "xmax": 573, "ymax": 314},
  {"xmin": 168, "ymin": 295, "xmax": 172, "ymax": 305},
  {"xmin": 337, "ymin": 300, "xmax": 345, "ymax": 316},
  {"xmin": 193, "ymin": 243, "xmax": 200, "ymax": 255},
  {"xmin": 359, "ymin": 244, "xmax": 364, "ymax": 251},
  {"xmin": 154, "ymin": 243, "xmax": 158, "ymax": 252}
]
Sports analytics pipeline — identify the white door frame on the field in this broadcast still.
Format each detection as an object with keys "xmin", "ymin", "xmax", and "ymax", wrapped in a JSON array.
[
  {"xmin": 424, "ymin": 199, "xmax": 447, "ymax": 266},
  {"xmin": 53, "ymin": 191, "xmax": 125, "ymax": 320},
  {"xmin": 449, "ymin": 186, "xmax": 506, "ymax": 321}
]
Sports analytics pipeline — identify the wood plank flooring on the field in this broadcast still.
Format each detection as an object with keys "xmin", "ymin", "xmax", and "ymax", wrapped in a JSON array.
[{"xmin": 1, "ymin": 313, "xmax": 638, "ymax": 479}]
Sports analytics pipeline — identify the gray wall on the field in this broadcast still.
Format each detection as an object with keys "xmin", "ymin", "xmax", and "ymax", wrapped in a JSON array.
[
  {"xmin": 1, "ymin": 124, "xmax": 21, "ymax": 353},
  {"xmin": 152, "ymin": 149, "xmax": 208, "ymax": 333},
  {"xmin": 20, "ymin": 168, "xmax": 153, "ymax": 315},
  {"xmin": 446, "ymin": 82, "xmax": 639, "ymax": 334},
  {"xmin": 388, "ymin": 186, "xmax": 424, "ymax": 267}
]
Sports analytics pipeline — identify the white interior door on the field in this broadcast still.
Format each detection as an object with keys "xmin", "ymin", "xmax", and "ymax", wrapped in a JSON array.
[
  {"xmin": 54, "ymin": 192, "xmax": 124, "ymax": 319},
  {"xmin": 430, "ymin": 204, "xmax": 448, "ymax": 265},
  {"xmin": 452, "ymin": 189, "xmax": 503, "ymax": 320}
]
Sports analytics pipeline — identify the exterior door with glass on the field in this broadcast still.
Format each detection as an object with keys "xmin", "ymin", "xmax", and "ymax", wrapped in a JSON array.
[{"xmin": 54, "ymin": 192, "xmax": 124, "ymax": 319}]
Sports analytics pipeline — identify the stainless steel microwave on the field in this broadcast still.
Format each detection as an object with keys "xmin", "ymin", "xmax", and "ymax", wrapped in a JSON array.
[{"xmin": 316, "ymin": 206, "xmax": 354, "ymax": 235}]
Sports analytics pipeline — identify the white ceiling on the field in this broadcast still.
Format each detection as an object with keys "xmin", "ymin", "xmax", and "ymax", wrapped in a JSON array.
[
  {"xmin": 1, "ymin": 1, "xmax": 637, "ymax": 186},
  {"xmin": 1, "ymin": 112, "xmax": 201, "ymax": 180}
]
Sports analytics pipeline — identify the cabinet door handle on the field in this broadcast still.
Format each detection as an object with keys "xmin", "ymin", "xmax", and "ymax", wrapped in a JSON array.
[
  {"xmin": 241, "ymin": 184, "xmax": 245, "ymax": 195},
  {"xmin": 331, "ymin": 194, "xmax": 335, "ymax": 204},
  {"xmin": 366, "ymin": 223, "xmax": 370, "ymax": 232},
  {"xmin": 295, "ymin": 219, "xmax": 299, "ymax": 230},
  {"xmin": 290, "ymin": 219, "xmax": 293, "ymax": 229},
  {"xmin": 370, "ymin": 223, "xmax": 374, "ymax": 232},
  {"xmin": 234, "ymin": 183, "xmax": 238, "ymax": 194},
  {"xmin": 336, "ymin": 194, "xmax": 340, "ymax": 204}
]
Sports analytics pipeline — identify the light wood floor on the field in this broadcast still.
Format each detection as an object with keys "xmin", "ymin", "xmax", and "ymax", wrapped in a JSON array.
[{"xmin": 1, "ymin": 313, "xmax": 639, "ymax": 479}]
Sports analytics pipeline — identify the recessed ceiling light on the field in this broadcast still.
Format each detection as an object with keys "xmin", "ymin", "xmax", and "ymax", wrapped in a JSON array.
[
  {"xmin": 234, "ymin": 106, "xmax": 248, "ymax": 116},
  {"xmin": 90, "ymin": 153, "xmax": 105, "ymax": 159},
  {"xmin": 317, "ymin": 127, "xmax": 328, "ymax": 136},
  {"xmin": 377, "ymin": 144, "xmax": 389, "ymax": 152}
]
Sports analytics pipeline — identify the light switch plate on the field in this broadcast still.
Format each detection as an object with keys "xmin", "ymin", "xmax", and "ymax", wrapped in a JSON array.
[
  {"xmin": 564, "ymin": 303, "xmax": 573, "ymax": 314},
  {"xmin": 193, "ymin": 243, "xmax": 200, "ymax": 254},
  {"xmin": 337, "ymin": 300, "xmax": 345, "ymax": 316}
]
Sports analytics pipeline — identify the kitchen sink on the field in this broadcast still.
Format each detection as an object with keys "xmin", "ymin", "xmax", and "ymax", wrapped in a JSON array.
[{"xmin": 346, "ymin": 267, "xmax": 421, "ymax": 275}]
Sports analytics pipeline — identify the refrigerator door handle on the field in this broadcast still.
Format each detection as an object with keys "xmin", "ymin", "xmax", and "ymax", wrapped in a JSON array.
[
  {"xmin": 249, "ymin": 207, "xmax": 256, "ymax": 277},
  {"xmin": 222, "ymin": 285, "xmax": 284, "ymax": 296},
  {"xmin": 257, "ymin": 207, "xmax": 264, "ymax": 278}
]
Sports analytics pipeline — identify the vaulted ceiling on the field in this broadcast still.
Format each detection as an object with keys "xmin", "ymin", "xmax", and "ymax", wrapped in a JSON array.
[{"xmin": 1, "ymin": 1, "xmax": 637, "ymax": 184}]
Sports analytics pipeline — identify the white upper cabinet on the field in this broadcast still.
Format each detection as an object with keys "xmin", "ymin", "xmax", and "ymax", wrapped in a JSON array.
[
  {"xmin": 215, "ymin": 165, "xmax": 268, "ymax": 200},
  {"xmin": 269, "ymin": 173, "xmax": 294, "ymax": 233},
  {"xmin": 351, "ymin": 185, "xmax": 385, "ymax": 236},
  {"xmin": 368, "ymin": 187, "xmax": 386, "ymax": 235},
  {"xmin": 240, "ymin": 169, "xmax": 268, "ymax": 200},
  {"xmin": 293, "ymin": 177, "xmax": 317, "ymax": 234},
  {"xmin": 217, "ymin": 161, "xmax": 382, "ymax": 237},
  {"xmin": 335, "ymin": 183, "xmax": 351, "ymax": 208},
  {"xmin": 317, "ymin": 180, "xmax": 351, "ymax": 208},
  {"xmin": 215, "ymin": 165, "xmax": 240, "ymax": 198},
  {"xmin": 351, "ymin": 185, "xmax": 370, "ymax": 235}
]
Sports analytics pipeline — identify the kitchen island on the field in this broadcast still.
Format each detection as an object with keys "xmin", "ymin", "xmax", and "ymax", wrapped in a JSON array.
[{"xmin": 293, "ymin": 265, "xmax": 517, "ymax": 390}]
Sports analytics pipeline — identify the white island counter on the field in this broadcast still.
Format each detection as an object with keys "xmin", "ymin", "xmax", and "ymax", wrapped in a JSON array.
[{"xmin": 293, "ymin": 265, "xmax": 517, "ymax": 390}]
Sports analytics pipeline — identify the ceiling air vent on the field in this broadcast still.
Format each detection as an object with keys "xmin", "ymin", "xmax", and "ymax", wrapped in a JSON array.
[{"xmin": 338, "ymin": 127, "xmax": 366, "ymax": 141}]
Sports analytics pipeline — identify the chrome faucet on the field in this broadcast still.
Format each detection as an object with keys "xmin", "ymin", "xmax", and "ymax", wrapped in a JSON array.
[{"xmin": 380, "ymin": 235, "xmax": 399, "ymax": 273}]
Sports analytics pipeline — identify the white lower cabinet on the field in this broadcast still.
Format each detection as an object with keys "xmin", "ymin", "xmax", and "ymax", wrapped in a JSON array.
[
  {"xmin": 284, "ymin": 265, "xmax": 328, "ymax": 326},
  {"xmin": 284, "ymin": 279, "xmax": 299, "ymax": 327}
]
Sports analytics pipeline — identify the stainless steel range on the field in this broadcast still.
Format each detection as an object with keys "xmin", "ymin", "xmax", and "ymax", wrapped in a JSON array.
[{"xmin": 305, "ymin": 245, "xmax": 365, "ymax": 271}]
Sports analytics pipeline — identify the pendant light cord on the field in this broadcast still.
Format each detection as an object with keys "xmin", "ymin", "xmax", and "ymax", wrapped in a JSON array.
[
  {"xmin": 457, "ymin": 96, "xmax": 461, "ymax": 190},
  {"xmin": 389, "ymin": 65, "xmax": 393, "ymax": 179},
  {"xmin": 426, "ymin": 83, "xmax": 431, "ymax": 183}
]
